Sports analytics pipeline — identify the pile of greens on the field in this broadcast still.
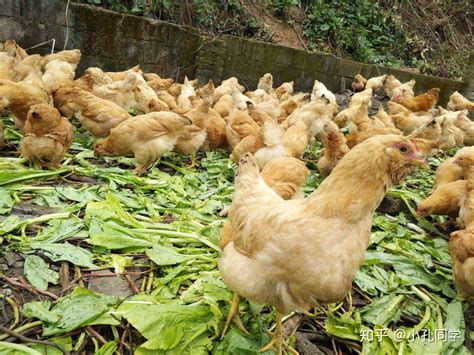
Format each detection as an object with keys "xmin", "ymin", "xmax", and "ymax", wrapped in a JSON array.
[{"xmin": 0, "ymin": 115, "xmax": 471, "ymax": 354}]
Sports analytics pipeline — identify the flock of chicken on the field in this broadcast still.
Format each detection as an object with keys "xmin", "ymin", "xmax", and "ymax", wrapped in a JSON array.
[{"xmin": 2, "ymin": 38, "xmax": 474, "ymax": 353}]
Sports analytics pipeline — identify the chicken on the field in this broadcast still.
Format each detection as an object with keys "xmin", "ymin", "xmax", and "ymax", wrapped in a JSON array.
[
  {"xmin": 317, "ymin": 129, "xmax": 349, "ymax": 176},
  {"xmin": 3, "ymin": 40, "xmax": 28, "ymax": 59},
  {"xmin": 230, "ymin": 119, "xmax": 283, "ymax": 165},
  {"xmin": 452, "ymin": 148, "xmax": 474, "ymax": 182},
  {"xmin": 177, "ymin": 77, "xmax": 197, "ymax": 111},
  {"xmin": 229, "ymin": 126, "xmax": 267, "ymax": 164},
  {"xmin": 457, "ymin": 165, "xmax": 474, "ymax": 229},
  {"xmin": 384, "ymin": 75, "xmax": 402, "ymax": 98},
  {"xmin": 43, "ymin": 49, "xmax": 81, "ymax": 69},
  {"xmin": 226, "ymin": 110, "xmax": 259, "ymax": 147},
  {"xmin": 281, "ymin": 119, "xmax": 309, "ymax": 159},
  {"xmin": 417, "ymin": 180, "xmax": 467, "ymax": 218},
  {"xmin": 93, "ymin": 71, "xmax": 167, "ymax": 113},
  {"xmin": 73, "ymin": 67, "xmax": 114, "ymax": 92},
  {"xmin": 201, "ymin": 108, "xmax": 228, "ymax": 151},
  {"xmin": 105, "ymin": 65, "xmax": 141, "ymax": 81},
  {"xmin": 372, "ymin": 105, "xmax": 396, "ymax": 128},
  {"xmin": 365, "ymin": 74, "xmax": 387, "ymax": 91},
  {"xmin": 433, "ymin": 147, "xmax": 474, "ymax": 187},
  {"xmin": 437, "ymin": 116, "xmax": 464, "ymax": 149},
  {"xmin": 94, "ymin": 111, "xmax": 191, "ymax": 174},
  {"xmin": 21, "ymin": 104, "xmax": 74, "ymax": 168},
  {"xmin": 0, "ymin": 80, "xmax": 50, "ymax": 130},
  {"xmin": 453, "ymin": 110, "xmax": 474, "ymax": 145},
  {"xmin": 168, "ymin": 82, "xmax": 183, "ymax": 99},
  {"xmin": 196, "ymin": 80, "xmax": 215, "ymax": 104},
  {"xmin": 219, "ymin": 135, "xmax": 427, "ymax": 353},
  {"xmin": 219, "ymin": 157, "xmax": 309, "ymax": 251},
  {"xmin": 274, "ymin": 81, "xmax": 294, "ymax": 101},
  {"xmin": 53, "ymin": 85, "xmax": 131, "ymax": 137},
  {"xmin": 449, "ymin": 229, "xmax": 474, "ymax": 298},
  {"xmin": 311, "ymin": 80, "xmax": 337, "ymax": 105},
  {"xmin": 391, "ymin": 79, "xmax": 416, "ymax": 101},
  {"xmin": 345, "ymin": 103, "xmax": 371, "ymax": 133},
  {"xmin": 387, "ymin": 101, "xmax": 411, "ymax": 115},
  {"xmin": 231, "ymin": 87, "xmax": 253, "ymax": 111},
  {"xmin": 346, "ymin": 127, "xmax": 402, "ymax": 148},
  {"xmin": 0, "ymin": 53, "xmax": 16, "ymax": 81},
  {"xmin": 349, "ymin": 88, "xmax": 372, "ymax": 108},
  {"xmin": 247, "ymin": 102, "xmax": 273, "ymax": 125},
  {"xmin": 311, "ymin": 80, "xmax": 337, "ymax": 110},
  {"xmin": 283, "ymin": 99, "xmax": 338, "ymax": 141},
  {"xmin": 13, "ymin": 54, "xmax": 44, "ymax": 83},
  {"xmin": 252, "ymin": 120, "xmax": 287, "ymax": 169},
  {"xmin": 447, "ymin": 91, "xmax": 474, "ymax": 111},
  {"xmin": 334, "ymin": 100, "xmax": 369, "ymax": 128},
  {"xmin": 351, "ymin": 74, "xmax": 366, "ymax": 92},
  {"xmin": 399, "ymin": 88, "xmax": 440, "ymax": 112},
  {"xmin": 214, "ymin": 77, "xmax": 245, "ymax": 102},
  {"xmin": 174, "ymin": 100, "xmax": 211, "ymax": 166},
  {"xmin": 41, "ymin": 59, "xmax": 76, "ymax": 95},
  {"xmin": 411, "ymin": 118, "xmax": 441, "ymax": 141},
  {"xmin": 213, "ymin": 94, "xmax": 234, "ymax": 119},
  {"xmin": 260, "ymin": 157, "xmax": 309, "ymax": 200},
  {"xmin": 257, "ymin": 73, "xmax": 273, "ymax": 94},
  {"xmin": 391, "ymin": 111, "xmax": 432, "ymax": 135}
]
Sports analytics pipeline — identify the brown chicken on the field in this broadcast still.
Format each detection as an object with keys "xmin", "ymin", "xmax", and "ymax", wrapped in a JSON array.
[
  {"xmin": 21, "ymin": 104, "xmax": 74, "ymax": 168},
  {"xmin": 94, "ymin": 111, "xmax": 191, "ymax": 175},
  {"xmin": 53, "ymin": 85, "xmax": 131, "ymax": 137},
  {"xmin": 351, "ymin": 74, "xmax": 367, "ymax": 92},
  {"xmin": 247, "ymin": 102, "xmax": 272, "ymax": 125},
  {"xmin": 399, "ymin": 88, "xmax": 439, "ymax": 112},
  {"xmin": 201, "ymin": 108, "xmax": 228, "ymax": 151},
  {"xmin": 174, "ymin": 99, "xmax": 211, "ymax": 166},
  {"xmin": 449, "ymin": 229, "xmax": 474, "ymax": 298},
  {"xmin": 317, "ymin": 129, "xmax": 349, "ymax": 176},
  {"xmin": 219, "ymin": 135, "xmax": 427, "ymax": 353},
  {"xmin": 226, "ymin": 110, "xmax": 259, "ymax": 147},
  {"xmin": 0, "ymin": 80, "xmax": 50, "ymax": 130},
  {"xmin": 229, "ymin": 121, "xmax": 272, "ymax": 163},
  {"xmin": 417, "ymin": 180, "xmax": 467, "ymax": 217}
]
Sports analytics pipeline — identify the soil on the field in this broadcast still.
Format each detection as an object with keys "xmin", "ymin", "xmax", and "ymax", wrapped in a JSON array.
[{"xmin": 243, "ymin": 0, "xmax": 307, "ymax": 50}]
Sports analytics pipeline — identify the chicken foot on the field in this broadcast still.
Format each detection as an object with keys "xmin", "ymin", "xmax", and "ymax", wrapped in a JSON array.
[
  {"xmin": 221, "ymin": 293, "xmax": 249, "ymax": 339},
  {"xmin": 259, "ymin": 312, "xmax": 298, "ymax": 355}
]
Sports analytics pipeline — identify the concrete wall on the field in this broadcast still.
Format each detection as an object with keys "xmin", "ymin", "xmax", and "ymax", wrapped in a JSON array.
[{"xmin": 0, "ymin": 0, "xmax": 470, "ymax": 105}]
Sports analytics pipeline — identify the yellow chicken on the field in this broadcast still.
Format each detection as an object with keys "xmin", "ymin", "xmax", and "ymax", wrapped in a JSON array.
[
  {"xmin": 220, "ymin": 135, "xmax": 428, "ymax": 353},
  {"xmin": 21, "ymin": 104, "xmax": 74, "ymax": 168}
]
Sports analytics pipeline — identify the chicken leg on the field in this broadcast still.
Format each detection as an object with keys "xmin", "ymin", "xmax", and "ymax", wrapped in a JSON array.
[
  {"xmin": 259, "ymin": 312, "xmax": 298, "ymax": 355},
  {"xmin": 186, "ymin": 153, "xmax": 197, "ymax": 168},
  {"xmin": 221, "ymin": 293, "xmax": 249, "ymax": 339}
]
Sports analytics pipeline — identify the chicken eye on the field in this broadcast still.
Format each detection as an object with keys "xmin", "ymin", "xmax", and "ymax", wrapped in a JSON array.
[{"xmin": 399, "ymin": 145, "xmax": 408, "ymax": 153}]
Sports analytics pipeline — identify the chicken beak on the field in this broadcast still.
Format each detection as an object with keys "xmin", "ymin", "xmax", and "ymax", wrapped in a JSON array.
[{"xmin": 410, "ymin": 151, "xmax": 429, "ymax": 169}]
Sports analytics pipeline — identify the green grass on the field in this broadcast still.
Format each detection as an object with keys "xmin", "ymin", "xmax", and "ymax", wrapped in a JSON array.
[{"xmin": 0, "ymin": 115, "xmax": 470, "ymax": 354}]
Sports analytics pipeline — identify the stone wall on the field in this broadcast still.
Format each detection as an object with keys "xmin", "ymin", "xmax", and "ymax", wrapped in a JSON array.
[{"xmin": 0, "ymin": 0, "xmax": 470, "ymax": 104}]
